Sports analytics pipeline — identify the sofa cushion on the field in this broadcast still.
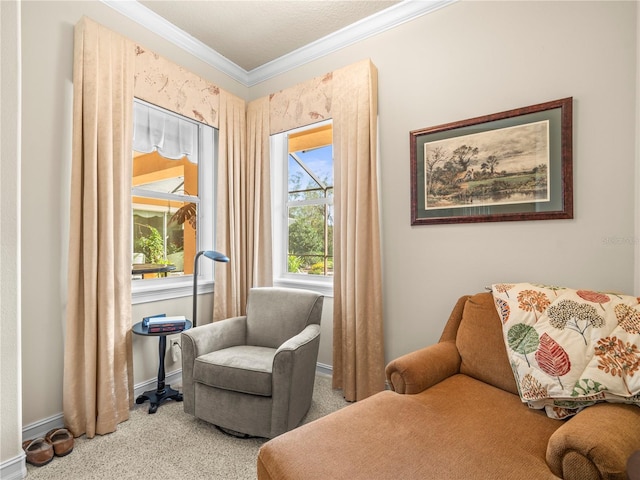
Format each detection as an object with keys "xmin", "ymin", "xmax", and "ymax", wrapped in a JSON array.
[
  {"xmin": 258, "ymin": 374, "xmax": 561, "ymax": 480},
  {"xmin": 457, "ymin": 292, "xmax": 519, "ymax": 395},
  {"xmin": 194, "ymin": 345, "xmax": 276, "ymax": 396}
]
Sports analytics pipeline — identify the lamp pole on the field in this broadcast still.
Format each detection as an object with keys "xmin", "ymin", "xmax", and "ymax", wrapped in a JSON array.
[{"xmin": 192, "ymin": 250, "xmax": 229, "ymax": 327}]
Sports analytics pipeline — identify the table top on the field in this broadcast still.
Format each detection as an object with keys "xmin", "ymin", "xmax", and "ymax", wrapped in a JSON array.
[
  {"xmin": 131, "ymin": 263, "xmax": 177, "ymax": 275},
  {"xmin": 132, "ymin": 319, "xmax": 192, "ymax": 337}
]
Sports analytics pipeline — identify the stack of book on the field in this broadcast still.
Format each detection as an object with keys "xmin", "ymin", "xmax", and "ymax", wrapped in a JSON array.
[{"xmin": 144, "ymin": 314, "xmax": 187, "ymax": 333}]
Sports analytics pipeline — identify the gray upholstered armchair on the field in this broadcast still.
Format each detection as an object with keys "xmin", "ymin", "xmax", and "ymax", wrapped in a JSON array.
[{"xmin": 181, "ymin": 287, "xmax": 324, "ymax": 438}]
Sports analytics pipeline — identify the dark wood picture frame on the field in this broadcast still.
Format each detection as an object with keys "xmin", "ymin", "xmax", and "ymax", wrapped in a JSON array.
[{"xmin": 410, "ymin": 97, "xmax": 573, "ymax": 225}]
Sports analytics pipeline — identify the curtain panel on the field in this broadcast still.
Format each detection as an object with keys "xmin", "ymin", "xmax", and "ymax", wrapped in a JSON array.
[
  {"xmin": 64, "ymin": 17, "xmax": 135, "ymax": 438},
  {"xmin": 246, "ymin": 96, "xmax": 274, "ymax": 289},
  {"xmin": 214, "ymin": 93, "xmax": 274, "ymax": 321},
  {"xmin": 331, "ymin": 61, "xmax": 385, "ymax": 401},
  {"xmin": 215, "ymin": 91, "xmax": 248, "ymax": 319}
]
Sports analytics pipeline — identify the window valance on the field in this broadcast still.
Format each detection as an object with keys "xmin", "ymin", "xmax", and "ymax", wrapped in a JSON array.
[{"xmin": 133, "ymin": 100, "xmax": 198, "ymax": 163}]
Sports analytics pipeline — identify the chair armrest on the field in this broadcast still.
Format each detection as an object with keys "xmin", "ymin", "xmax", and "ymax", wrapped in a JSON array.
[
  {"xmin": 273, "ymin": 324, "xmax": 321, "ymax": 376},
  {"xmin": 385, "ymin": 341, "xmax": 461, "ymax": 394},
  {"xmin": 271, "ymin": 324, "xmax": 321, "ymax": 436},
  {"xmin": 273, "ymin": 325, "xmax": 321, "ymax": 378},
  {"xmin": 180, "ymin": 316, "xmax": 247, "ymax": 415},
  {"xmin": 546, "ymin": 403, "xmax": 640, "ymax": 480},
  {"xmin": 275, "ymin": 324, "xmax": 321, "ymax": 354}
]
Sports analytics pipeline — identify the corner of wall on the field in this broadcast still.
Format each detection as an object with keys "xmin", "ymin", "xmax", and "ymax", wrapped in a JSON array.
[
  {"xmin": 0, "ymin": 0, "xmax": 24, "ymax": 472},
  {"xmin": 635, "ymin": 1, "xmax": 640, "ymax": 295}
]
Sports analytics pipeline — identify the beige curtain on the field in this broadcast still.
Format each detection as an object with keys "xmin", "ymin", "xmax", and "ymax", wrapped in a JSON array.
[
  {"xmin": 215, "ymin": 93, "xmax": 273, "ymax": 320},
  {"xmin": 246, "ymin": 96, "xmax": 273, "ymax": 288},
  {"xmin": 215, "ymin": 91, "xmax": 246, "ymax": 319},
  {"xmin": 64, "ymin": 17, "xmax": 135, "ymax": 438},
  {"xmin": 332, "ymin": 61, "xmax": 385, "ymax": 401}
]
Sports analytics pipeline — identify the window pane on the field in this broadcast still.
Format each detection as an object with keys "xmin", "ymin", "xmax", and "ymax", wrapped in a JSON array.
[
  {"xmin": 132, "ymin": 149, "xmax": 199, "ymax": 280},
  {"xmin": 132, "ymin": 198, "xmax": 197, "ymax": 279},
  {"xmin": 287, "ymin": 146, "xmax": 333, "ymax": 202},
  {"xmin": 287, "ymin": 204, "xmax": 333, "ymax": 276},
  {"xmin": 133, "ymin": 151, "xmax": 198, "ymax": 197},
  {"xmin": 288, "ymin": 156, "xmax": 319, "ymax": 201},
  {"xmin": 296, "ymin": 146, "xmax": 333, "ymax": 187}
]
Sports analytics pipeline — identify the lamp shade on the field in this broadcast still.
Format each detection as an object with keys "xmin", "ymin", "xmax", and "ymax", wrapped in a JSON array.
[{"xmin": 202, "ymin": 250, "xmax": 230, "ymax": 262}]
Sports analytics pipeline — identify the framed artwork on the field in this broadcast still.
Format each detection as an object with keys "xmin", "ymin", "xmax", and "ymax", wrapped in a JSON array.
[{"xmin": 410, "ymin": 97, "xmax": 573, "ymax": 225}]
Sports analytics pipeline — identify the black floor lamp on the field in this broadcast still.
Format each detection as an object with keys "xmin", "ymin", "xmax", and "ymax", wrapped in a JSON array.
[{"xmin": 192, "ymin": 250, "xmax": 229, "ymax": 327}]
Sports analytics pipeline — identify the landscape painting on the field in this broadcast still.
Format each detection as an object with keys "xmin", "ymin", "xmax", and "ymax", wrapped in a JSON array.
[
  {"xmin": 410, "ymin": 97, "xmax": 573, "ymax": 225},
  {"xmin": 423, "ymin": 120, "xmax": 550, "ymax": 210}
]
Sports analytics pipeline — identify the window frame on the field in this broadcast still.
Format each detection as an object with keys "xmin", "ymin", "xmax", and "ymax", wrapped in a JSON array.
[
  {"xmin": 271, "ymin": 120, "xmax": 334, "ymax": 297},
  {"xmin": 131, "ymin": 99, "xmax": 217, "ymax": 304}
]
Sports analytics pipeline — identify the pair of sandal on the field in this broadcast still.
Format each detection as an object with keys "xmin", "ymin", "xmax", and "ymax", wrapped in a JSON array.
[{"xmin": 22, "ymin": 428, "xmax": 74, "ymax": 467}]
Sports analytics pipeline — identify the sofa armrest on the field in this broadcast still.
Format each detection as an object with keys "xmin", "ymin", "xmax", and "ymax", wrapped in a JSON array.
[
  {"xmin": 180, "ymin": 316, "xmax": 247, "ymax": 414},
  {"xmin": 546, "ymin": 403, "xmax": 640, "ymax": 480},
  {"xmin": 385, "ymin": 340, "xmax": 461, "ymax": 394}
]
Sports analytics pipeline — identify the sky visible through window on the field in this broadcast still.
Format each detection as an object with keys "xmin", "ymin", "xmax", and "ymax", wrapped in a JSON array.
[{"xmin": 288, "ymin": 145, "xmax": 333, "ymax": 191}]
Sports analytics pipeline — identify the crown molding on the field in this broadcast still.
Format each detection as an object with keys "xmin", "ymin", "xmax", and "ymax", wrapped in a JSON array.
[
  {"xmin": 102, "ymin": 0, "xmax": 456, "ymax": 88},
  {"xmin": 248, "ymin": 0, "xmax": 456, "ymax": 86},
  {"xmin": 102, "ymin": 0, "xmax": 250, "ymax": 85}
]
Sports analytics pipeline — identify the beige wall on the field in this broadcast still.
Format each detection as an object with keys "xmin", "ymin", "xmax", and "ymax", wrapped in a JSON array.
[{"xmin": 12, "ymin": 0, "xmax": 639, "ymax": 456}]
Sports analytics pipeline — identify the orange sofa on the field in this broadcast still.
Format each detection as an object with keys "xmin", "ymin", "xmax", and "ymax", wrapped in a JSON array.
[{"xmin": 257, "ymin": 292, "xmax": 640, "ymax": 480}]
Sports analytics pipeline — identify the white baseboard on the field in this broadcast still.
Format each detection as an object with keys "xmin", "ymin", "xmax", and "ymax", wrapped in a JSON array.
[
  {"xmin": 22, "ymin": 370, "xmax": 185, "ymax": 442},
  {"xmin": 316, "ymin": 362, "xmax": 333, "ymax": 377},
  {"xmin": 22, "ymin": 412, "xmax": 65, "ymax": 443},
  {"xmin": 0, "ymin": 452, "xmax": 27, "ymax": 480},
  {"xmin": 133, "ymin": 369, "xmax": 183, "ymax": 398}
]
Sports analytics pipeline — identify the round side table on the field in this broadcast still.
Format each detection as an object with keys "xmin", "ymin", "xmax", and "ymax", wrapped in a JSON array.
[{"xmin": 132, "ymin": 319, "xmax": 192, "ymax": 413}]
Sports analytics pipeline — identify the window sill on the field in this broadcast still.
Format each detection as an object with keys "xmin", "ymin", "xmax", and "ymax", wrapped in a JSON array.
[
  {"xmin": 132, "ymin": 277, "xmax": 213, "ymax": 304},
  {"xmin": 273, "ymin": 277, "xmax": 333, "ymax": 298}
]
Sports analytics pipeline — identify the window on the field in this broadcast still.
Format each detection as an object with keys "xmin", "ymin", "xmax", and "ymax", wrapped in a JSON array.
[
  {"xmin": 272, "ymin": 121, "xmax": 333, "ymax": 295},
  {"xmin": 131, "ymin": 99, "xmax": 216, "ymax": 303}
]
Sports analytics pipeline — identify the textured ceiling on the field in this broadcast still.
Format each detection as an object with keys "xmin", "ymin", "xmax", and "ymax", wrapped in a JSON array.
[{"xmin": 139, "ymin": 1, "xmax": 400, "ymax": 71}]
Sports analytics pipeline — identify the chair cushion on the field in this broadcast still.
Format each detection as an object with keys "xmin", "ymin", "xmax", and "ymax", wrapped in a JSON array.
[{"xmin": 194, "ymin": 346, "xmax": 276, "ymax": 396}]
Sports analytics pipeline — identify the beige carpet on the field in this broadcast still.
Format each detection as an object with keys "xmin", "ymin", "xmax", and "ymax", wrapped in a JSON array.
[{"xmin": 26, "ymin": 374, "xmax": 348, "ymax": 480}]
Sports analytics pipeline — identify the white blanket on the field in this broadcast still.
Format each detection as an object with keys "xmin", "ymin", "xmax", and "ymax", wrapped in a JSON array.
[{"xmin": 492, "ymin": 283, "xmax": 640, "ymax": 419}]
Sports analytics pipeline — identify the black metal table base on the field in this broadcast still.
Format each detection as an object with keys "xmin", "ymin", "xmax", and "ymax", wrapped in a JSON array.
[
  {"xmin": 130, "ymin": 327, "xmax": 191, "ymax": 414},
  {"xmin": 136, "ymin": 385, "xmax": 183, "ymax": 414}
]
